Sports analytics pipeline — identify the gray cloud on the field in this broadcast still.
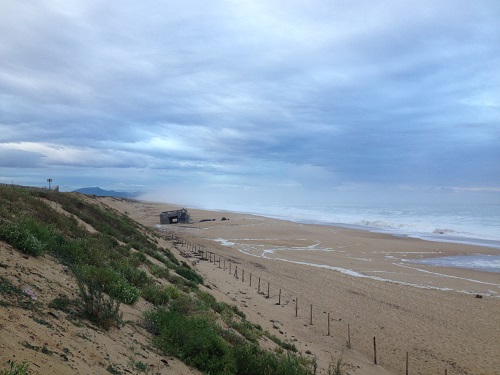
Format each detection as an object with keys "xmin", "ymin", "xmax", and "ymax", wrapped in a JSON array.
[{"xmin": 0, "ymin": 0, "xmax": 499, "ymax": 203}]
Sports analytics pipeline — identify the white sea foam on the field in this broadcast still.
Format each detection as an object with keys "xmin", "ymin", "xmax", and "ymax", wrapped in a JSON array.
[
  {"xmin": 214, "ymin": 238, "xmax": 236, "ymax": 247},
  {"xmin": 395, "ymin": 263, "xmax": 500, "ymax": 285},
  {"xmin": 407, "ymin": 254, "xmax": 500, "ymax": 273},
  {"xmin": 208, "ymin": 237, "xmax": 500, "ymax": 296}
]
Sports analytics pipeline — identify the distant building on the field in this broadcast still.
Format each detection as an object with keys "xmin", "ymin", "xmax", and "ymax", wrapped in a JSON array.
[{"xmin": 159, "ymin": 209, "xmax": 192, "ymax": 224}]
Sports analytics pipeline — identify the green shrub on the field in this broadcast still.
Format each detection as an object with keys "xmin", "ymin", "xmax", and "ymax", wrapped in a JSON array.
[
  {"xmin": 130, "ymin": 251, "xmax": 147, "ymax": 266},
  {"xmin": 75, "ymin": 265, "xmax": 140, "ymax": 305},
  {"xmin": 166, "ymin": 274, "xmax": 198, "ymax": 291},
  {"xmin": 148, "ymin": 264, "xmax": 170, "ymax": 279},
  {"xmin": 108, "ymin": 279, "xmax": 140, "ymax": 305},
  {"xmin": 74, "ymin": 271, "xmax": 123, "ymax": 331},
  {"xmin": 164, "ymin": 285, "xmax": 182, "ymax": 300},
  {"xmin": 113, "ymin": 262, "xmax": 152, "ymax": 288},
  {"xmin": 196, "ymin": 290, "xmax": 226, "ymax": 314},
  {"xmin": 160, "ymin": 247, "xmax": 180, "ymax": 265},
  {"xmin": 168, "ymin": 293, "xmax": 206, "ymax": 316},
  {"xmin": 233, "ymin": 344, "xmax": 310, "ymax": 375},
  {"xmin": 141, "ymin": 285, "xmax": 170, "ymax": 306},
  {"xmin": 175, "ymin": 266, "xmax": 204, "ymax": 284},
  {"xmin": 229, "ymin": 304, "xmax": 246, "ymax": 319},
  {"xmin": 264, "ymin": 332, "xmax": 298, "ymax": 353},
  {"xmin": 0, "ymin": 361, "xmax": 29, "ymax": 375},
  {"xmin": 228, "ymin": 320, "xmax": 262, "ymax": 343},
  {"xmin": 145, "ymin": 308, "xmax": 235, "ymax": 374},
  {"xmin": 49, "ymin": 295, "xmax": 72, "ymax": 312},
  {"xmin": 143, "ymin": 248, "xmax": 171, "ymax": 266},
  {"xmin": 0, "ymin": 217, "xmax": 51, "ymax": 256}
]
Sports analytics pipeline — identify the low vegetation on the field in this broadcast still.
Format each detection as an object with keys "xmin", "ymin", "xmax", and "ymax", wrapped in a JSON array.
[
  {"xmin": 0, "ymin": 185, "xmax": 312, "ymax": 374},
  {"xmin": 0, "ymin": 361, "xmax": 29, "ymax": 375}
]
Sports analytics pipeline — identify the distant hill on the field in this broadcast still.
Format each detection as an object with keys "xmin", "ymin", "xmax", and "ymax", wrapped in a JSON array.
[{"xmin": 72, "ymin": 186, "xmax": 138, "ymax": 198}]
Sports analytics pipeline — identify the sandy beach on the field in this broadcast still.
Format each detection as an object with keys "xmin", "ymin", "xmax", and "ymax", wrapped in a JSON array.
[{"xmin": 104, "ymin": 198, "xmax": 500, "ymax": 375}]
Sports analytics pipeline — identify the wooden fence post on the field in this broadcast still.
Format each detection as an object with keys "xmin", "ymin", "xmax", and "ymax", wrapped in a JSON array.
[
  {"xmin": 278, "ymin": 289, "xmax": 281, "ymax": 305},
  {"xmin": 327, "ymin": 312, "xmax": 330, "ymax": 336},
  {"xmin": 347, "ymin": 324, "xmax": 351, "ymax": 349},
  {"xmin": 373, "ymin": 337, "xmax": 377, "ymax": 365},
  {"xmin": 295, "ymin": 298, "xmax": 298, "ymax": 317},
  {"xmin": 406, "ymin": 351, "xmax": 409, "ymax": 375},
  {"xmin": 250, "ymin": 273, "xmax": 252, "ymax": 286},
  {"xmin": 267, "ymin": 282, "xmax": 270, "ymax": 298},
  {"xmin": 242, "ymin": 269, "xmax": 244, "ymax": 282},
  {"xmin": 258, "ymin": 277, "xmax": 261, "ymax": 293},
  {"xmin": 310, "ymin": 304, "xmax": 313, "ymax": 325}
]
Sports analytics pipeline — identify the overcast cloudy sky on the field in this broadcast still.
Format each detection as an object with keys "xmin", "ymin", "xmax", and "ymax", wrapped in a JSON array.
[{"xmin": 1, "ymin": 1, "xmax": 499, "ymax": 207}]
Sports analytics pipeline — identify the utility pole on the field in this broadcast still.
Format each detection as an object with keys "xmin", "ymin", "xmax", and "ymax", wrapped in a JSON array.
[{"xmin": 47, "ymin": 178, "xmax": 52, "ymax": 190}]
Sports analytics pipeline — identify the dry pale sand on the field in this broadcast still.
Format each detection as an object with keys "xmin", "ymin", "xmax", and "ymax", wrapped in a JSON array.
[{"xmin": 103, "ymin": 198, "xmax": 500, "ymax": 375}]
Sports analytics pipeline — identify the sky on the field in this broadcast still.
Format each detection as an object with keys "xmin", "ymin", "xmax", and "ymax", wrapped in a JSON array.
[{"xmin": 1, "ymin": 0, "xmax": 499, "ymax": 208}]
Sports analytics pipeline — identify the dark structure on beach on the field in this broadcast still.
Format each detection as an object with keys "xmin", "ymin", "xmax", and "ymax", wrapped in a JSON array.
[{"xmin": 159, "ymin": 209, "xmax": 191, "ymax": 224}]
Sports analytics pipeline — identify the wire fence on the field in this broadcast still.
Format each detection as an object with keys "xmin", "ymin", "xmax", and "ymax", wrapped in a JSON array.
[{"xmin": 163, "ymin": 229, "xmax": 454, "ymax": 375}]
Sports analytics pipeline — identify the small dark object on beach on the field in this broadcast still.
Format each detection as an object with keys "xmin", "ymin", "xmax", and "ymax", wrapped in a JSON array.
[
  {"xmin": 221, "ymin": 217, "xmax": 228, "ymax": 221},
  {"xmin": 475, "ymin": 294, "xmax": 483, "ymax": 298}
]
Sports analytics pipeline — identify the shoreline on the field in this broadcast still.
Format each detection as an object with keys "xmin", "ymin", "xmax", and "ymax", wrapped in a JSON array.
[
  {"xmin": 131, "ymin": 198, "xmax": 500, "ymax": 286},
  {"xmin": 182, "ymin": 201, "xmax": 500, "ymax": 248},
  {"xmin": 208, "ymin": 209, "xmax": 500, "ymax": 251}
]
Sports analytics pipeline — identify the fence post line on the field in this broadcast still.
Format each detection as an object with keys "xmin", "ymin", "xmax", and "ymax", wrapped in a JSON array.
[
  {"xmin": 373, "ymin": 337, "xmax": 377, "ymax": 365},
  {"xmin": 223, "ymin": 259, "xmax": 226, "ymax": 271},
  {"xmin": 218, "ymin": 257, "xmax": 221, "ymax": 268},
  {"xmin": 249, "ymin": 273, "xmax": 252, "ymax": 286},
  {"xmin": 242, "ymin": 269, "xmax": 245, "ymax": 282},
  {"xmin": 234, "ymin": 266, "xmax": 238, "ymax": 279},
  {"xmin": 229, "ymin": 262, "xmax": 232, "ymax": 274}
]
